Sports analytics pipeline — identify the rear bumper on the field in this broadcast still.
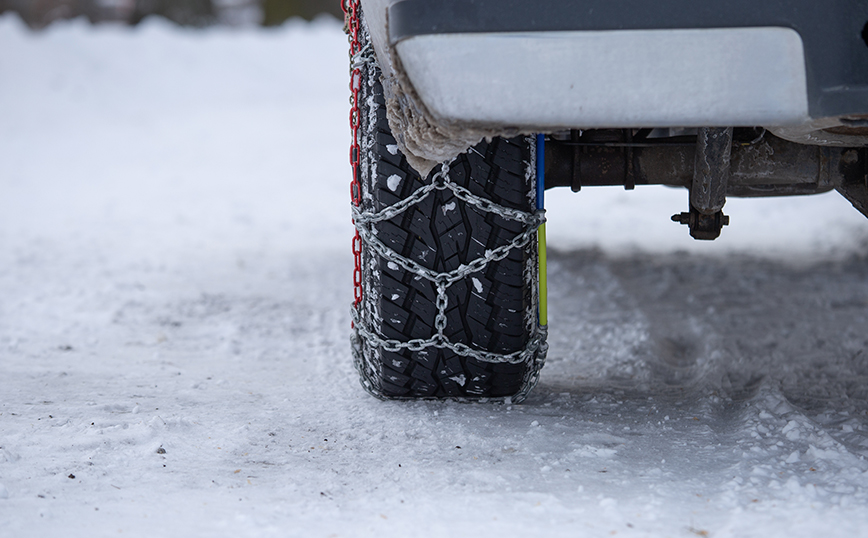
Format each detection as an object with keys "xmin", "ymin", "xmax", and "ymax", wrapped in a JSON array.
[
  {"xmin": 389, "ymin": 0, "xmax": 868, "ymax": 127},
  {"xmin": 396, "ymin": 28, "xmax": 809, "ymax": 128}
]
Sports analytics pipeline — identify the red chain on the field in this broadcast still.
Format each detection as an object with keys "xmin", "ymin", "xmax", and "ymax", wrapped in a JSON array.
[{"xmin": 344, "ymin": 0, "xmax": 363, "ymax": 308}]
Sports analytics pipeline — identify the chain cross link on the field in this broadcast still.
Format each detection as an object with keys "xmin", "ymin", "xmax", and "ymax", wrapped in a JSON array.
[{"xmin": 352, "ymin": 156, "xmax": 546, "ymax": 365}]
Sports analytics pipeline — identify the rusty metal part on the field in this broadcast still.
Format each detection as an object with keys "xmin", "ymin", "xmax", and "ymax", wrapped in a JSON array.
[
  {"xmin": 825, "ymin": 126, "xmax": 868, "ymax": 137},
  {"xmin": 835, "ymin": 148, "xmax": 868, "ymax": 218},
  {"xmin": 671, "ymin": 208, "xmax": 730, "ymax": 240},
  {"xmin": 769, "ymin": 117, "xmax": 868, "ymax": 148},
  {"xmin": 691, "ymin": 127, "xmax": 732, "ymax": 215},
  {"xmin": 544, "ymin": 129, "xmax": 859, "ymax": 198}
]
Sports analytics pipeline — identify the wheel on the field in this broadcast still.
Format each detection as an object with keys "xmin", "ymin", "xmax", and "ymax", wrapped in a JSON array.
[{"xmin": 348, "ymin": 13, "xmax": 547, "ymax": 401}]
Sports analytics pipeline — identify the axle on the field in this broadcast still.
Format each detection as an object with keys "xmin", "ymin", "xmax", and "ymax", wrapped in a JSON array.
[{"xmin": 544, "ymin": 129, "xmax": 868, "ymax": 240}]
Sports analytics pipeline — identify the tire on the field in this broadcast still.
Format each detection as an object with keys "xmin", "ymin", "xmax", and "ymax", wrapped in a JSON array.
[{"xmin": 350, "ymin": 16, "xmax": 547, "ymax": 401}]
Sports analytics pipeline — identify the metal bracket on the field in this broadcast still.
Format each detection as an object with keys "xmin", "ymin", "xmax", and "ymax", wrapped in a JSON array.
[
  {"xmin": 671, "ymin": 207, "xmax": 730, "ymax": 240},
  {"xmin": 835, "ymin": 148, "xmax": 868, "ymax": 218}
]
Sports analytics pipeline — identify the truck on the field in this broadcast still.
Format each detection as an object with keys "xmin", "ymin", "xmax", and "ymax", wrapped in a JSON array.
[{"xmin": 344, "ymin": 0, "xmax": 868, "ymax": 401}]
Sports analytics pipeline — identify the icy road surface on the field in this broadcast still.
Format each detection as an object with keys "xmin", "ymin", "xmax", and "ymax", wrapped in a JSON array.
[{"xmin": 2, "ymin": 14, "xmax": 868, "ymax": 538}]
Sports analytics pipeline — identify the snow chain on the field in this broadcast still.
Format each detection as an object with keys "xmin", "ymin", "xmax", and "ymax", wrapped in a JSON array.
[
  {"xmin": 344, "ymin": 0, "xmax": 363, "ymax": 308},
  {"xmin": 344, "ymin": 3, "xmax": 548, "ymax": 401}
]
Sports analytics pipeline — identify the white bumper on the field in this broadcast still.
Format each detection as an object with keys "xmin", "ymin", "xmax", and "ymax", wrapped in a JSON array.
[{"xmin": 394, "ymin": 27, "xmax": 810, "ymax": 128}]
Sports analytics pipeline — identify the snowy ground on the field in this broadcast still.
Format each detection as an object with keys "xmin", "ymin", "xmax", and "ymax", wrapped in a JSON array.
[{"xmin": 2, "ymin": 14, "xmax": 868, "ymax": 538}]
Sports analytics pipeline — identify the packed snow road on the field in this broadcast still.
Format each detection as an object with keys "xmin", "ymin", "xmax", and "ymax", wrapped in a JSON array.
[{"xmin": 2, "ymin": 14, "xmax": 868, "ymax": 538}]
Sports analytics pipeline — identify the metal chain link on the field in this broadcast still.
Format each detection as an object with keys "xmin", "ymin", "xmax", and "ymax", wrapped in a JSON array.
[
  {"xmin": 351, "ymin": 42, "xmax": 375, "ymax": 70},
  {"xmin": 344, "ymin": 0, "xmax": 364, "ymax": 308},
  {"xmin": 353, "ymin": 163, "xmax": 540, "ymax": 228},
  {"xmin": 354, "ymin": 203, "xmax": 542, "ymax": 287},
  {"xmin": 351, "ymin": 156, "xmax": 546, "ymax": 364}
]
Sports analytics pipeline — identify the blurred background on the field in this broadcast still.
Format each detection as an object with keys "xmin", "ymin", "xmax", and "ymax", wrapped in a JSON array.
[{"xmin": 0, "ymin": 0, "xmax": 343, "ymax": 28}]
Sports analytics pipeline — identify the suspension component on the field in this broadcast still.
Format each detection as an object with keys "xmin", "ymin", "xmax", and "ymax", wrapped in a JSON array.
[
  {"xmin": 679, "ymin": 127, "xmax": 732, "ymax": 240},
  {"xmin": 691, "ymin": 127, "xmax": 732, "ymax": 215},
  {"xmin": 671, "ymin": 208, "xmax": 730, "ymax": 241},
  {"xmin": 544, "ymin": 128, "xmax": 866, "ymax": 240},
  {"xmin": 836, "ymin": 148, "xmax": 868, "ymax": 218}
]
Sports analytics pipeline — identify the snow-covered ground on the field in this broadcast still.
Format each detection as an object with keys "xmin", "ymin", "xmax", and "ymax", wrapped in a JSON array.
[{"xmin": 2, "ymin": 14, "xmax": 868, "ymax": 538}]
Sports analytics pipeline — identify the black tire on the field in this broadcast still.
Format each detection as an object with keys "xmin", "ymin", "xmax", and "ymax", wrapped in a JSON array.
[{"xmin": 350, "ymin": 18, "xmax": 546, "ymax": 401}]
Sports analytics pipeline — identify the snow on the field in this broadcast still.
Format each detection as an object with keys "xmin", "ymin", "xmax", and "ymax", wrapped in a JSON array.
[
  {"xmin": 2, "ymin": 12, "xmax": 868, "ymax": 538},
  {"xmin": 386, "ymin": 174, "xmax": 401, "ymax": 192}
]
